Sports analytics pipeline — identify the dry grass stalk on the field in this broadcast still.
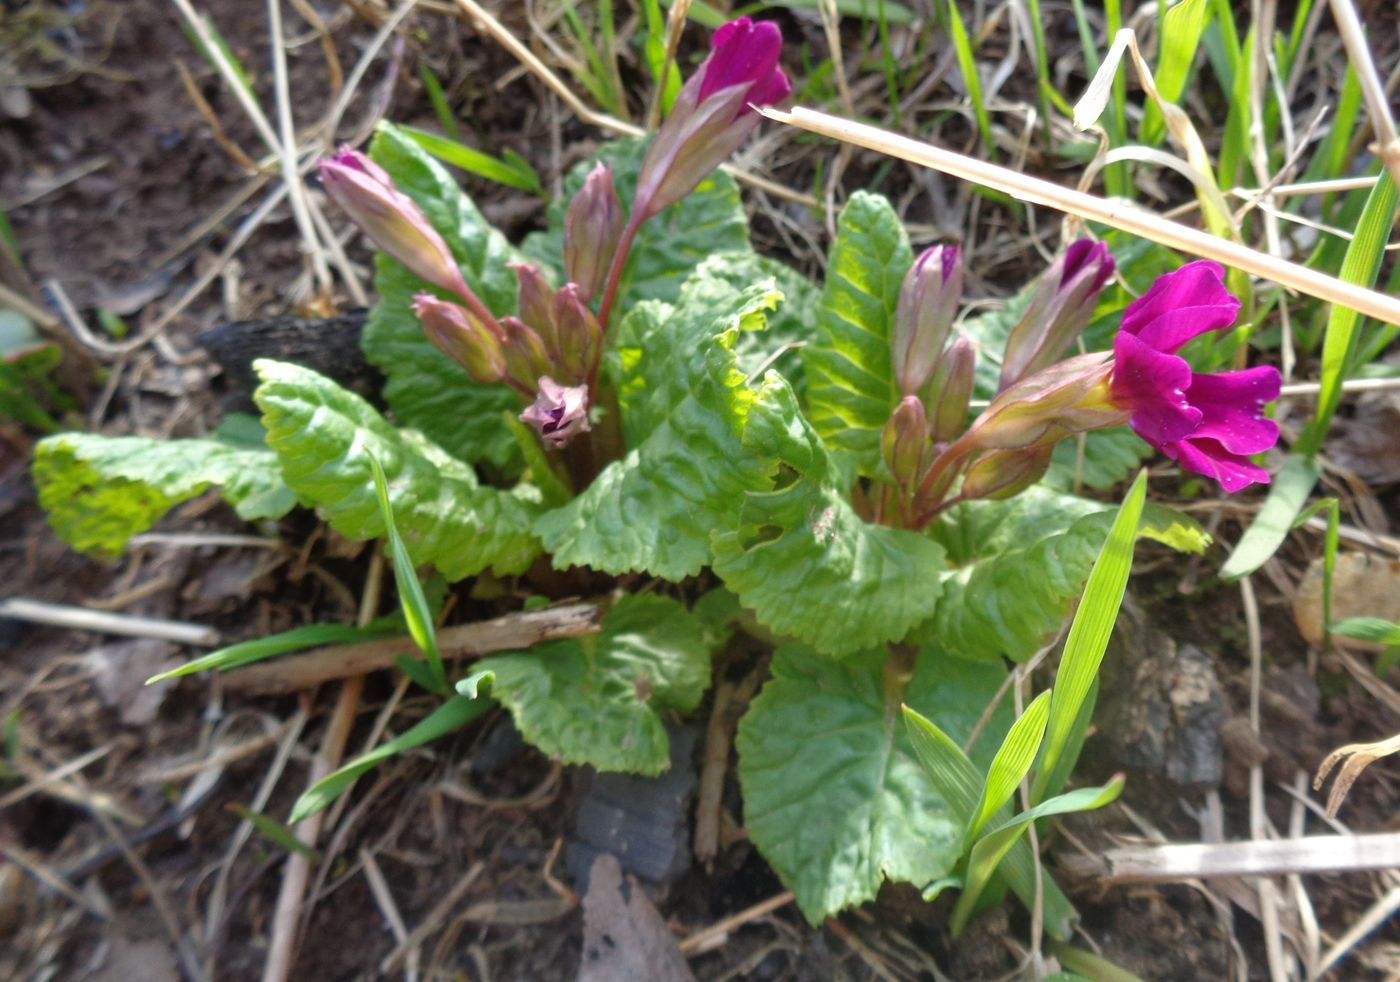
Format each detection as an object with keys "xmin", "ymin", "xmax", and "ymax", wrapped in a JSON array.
[
  {"xmin": 0, "ymin": 597, "xmax": 218, "ymax": 646},
  {"xmin": 1064, "ymin": 832, "xmax": 1400, "ymax": 883},
  {"xmin": 1313, "ymin": 732, "xmax": 1400, "ymax": 818},
  {"xmin": 760, "ymin": 106, "xmax": 1400, "ymax": 327},
  {"xmin": 678, "ymin": 890, "xmax": 796, "ymax": 956}
]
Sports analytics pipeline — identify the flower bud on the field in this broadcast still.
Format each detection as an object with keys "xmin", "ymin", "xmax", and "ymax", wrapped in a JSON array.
[
  {"xmin": 924, "ymin": 335, "xmax": 975, "ymax": 445},
  {"xmin": 319, "ymin": 147, "xmax": 470, "ymax": 300},
  {"xmin": 413, "ymin": 293, "xmax": 505, "ymax": 384},
  {"xmin": 998, "ymin": 240, "xmax": 1115, "ymax": 392},
  {"xmin": 552, "ymin": 283, "xmax": 604, "ymax": 385},
  {"xmin": 520, "ymin": 377, "xmax": 591, "ymax": 449},
  {"xmin": 960, "ymin": 446, "xmax": 1055, "ymax": 501},
  {"xmin": 881, "ymin": 396, "xmax": 932, "ymax": 494},
  {"xmin": 969, "ymin": 352, "xmax": 1126, "ymax": 452},
  {"xmin": 634, "ymin": 18, "xmax": 791, "ymax": 219},
  {"xmin": 499, "ymin": 316, "xmax": 552, "ymax": 391},
  {"xmin": 510, "ymin": 262, "xmax": 559, "ymax": 359},
  {"xmin": 564, "ymin": 164, "xmax": 626, "ymax": 302},
  {"xmin": 893, "ymin": 245, "xmax": 962, "ymax": 396}
]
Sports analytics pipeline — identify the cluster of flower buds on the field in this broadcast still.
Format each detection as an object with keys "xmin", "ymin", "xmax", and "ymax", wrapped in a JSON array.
[{"xmin": 879, "ymin": 245, "xmax": 974, "ymax": 517}]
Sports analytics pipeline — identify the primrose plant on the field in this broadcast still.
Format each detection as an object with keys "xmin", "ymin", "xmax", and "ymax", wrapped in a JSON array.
[{"xmin": 32, "ymin": 17, "xmax": 1281, "ymax": 932}]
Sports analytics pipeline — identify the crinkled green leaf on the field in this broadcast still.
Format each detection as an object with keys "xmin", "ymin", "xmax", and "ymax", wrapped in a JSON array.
[
  {"xmin": 922, "ymin": 487, "xmax": 1114, "ymax": 661},
  {"xmin": 361, "ymin": 121, "xmax": 521, "ymax": 468},
  {"xmin": 33, "ymin": 427, "xmax": 296, "ymax": 556},
  {"xmin": 521, "ymin": 137, "xmax": 749, "ymax": 310},
  {"xmin": 1045, "ymin": 426, "xmax": 1151, "ymax": 492},
  {"xmin": 712, "ymin": 376, "xmax": 946, "ymax": 656},
  {"xmin": 737, "ymin": 643, "xmax": 1011, "ymax": 923},
  {"xmin": 803, "ymin": 192, "xmax": 911, "ymax": 473},
  {"xmin": 254, "ymin": 359, "xmax": 540, "ymax": 580},
  {"xmin": 536, "ymin": 286, "xmax": 780, "ymax": 580},
  {"xmin": 462, "ymin": 594, "xmax": 714, "ymax": 774}
]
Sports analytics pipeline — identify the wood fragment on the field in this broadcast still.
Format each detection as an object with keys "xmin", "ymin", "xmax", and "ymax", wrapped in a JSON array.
[
  {"xmin": 224, "ymin": 602, "xmax": 604, "ymax": 694},
  {"xmin": 0, "ymin": 597, "xmax": 219, "ymax": 646},
  {"xmin": 1061, "ymin": 832, "xmax": 1400, "ymax": 884}
]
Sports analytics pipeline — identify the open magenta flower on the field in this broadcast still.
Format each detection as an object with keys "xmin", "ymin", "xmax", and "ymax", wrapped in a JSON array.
[
  {"xmin": 1109, "ymin": 261, "xmax": 1280, "ymax": 491},
  {"xmin": 520, "ymin": 377, "xmax": 591, "ymax": 449}
]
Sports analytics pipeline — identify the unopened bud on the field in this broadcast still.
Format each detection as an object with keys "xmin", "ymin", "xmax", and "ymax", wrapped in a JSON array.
[
  {"xmin": 319, "ymin": 147, "xmax": 469, "ymax": 300},
  {"xmin": 552, "ymin": 284, "xmax": 604, "ymax": 385},
  {"xmin": 881, "ymin": 396, "xmax": 932, "ymax": 493},
  {"xmin": 500, "ymin": 316, "xmax": 552, "ymax": 391},
  {"xmin": 510, "ymin": 262, "xmax": 559, "ymax": 360},
  {"xmin": 893, "ymin": 245, "xmax": 962, "ymax": 396},
  {"xmin": 961, "ymin": 446, "xmax": 1055, "ymax": 501},
  {"xmin": 564, "ymin": 164, "xmax": 625, "ymax": 302},
  {"xmin": 969, "ymin": 352, "xmax": 1125, "ymax": 451},
  {"xmin": 413, "ymin": 293, "xmax": 505, "ymax": 384},
  {"xmin": 520, "ymin": 377, "xmax": 591, "ymax": 449},
  {"xmin": 998, "ymin": 240, "xmax": 1115, "ymax": 392},
  {"xmin": 924, "ymin": 335, "xmax": 975, "ymax": 444}
]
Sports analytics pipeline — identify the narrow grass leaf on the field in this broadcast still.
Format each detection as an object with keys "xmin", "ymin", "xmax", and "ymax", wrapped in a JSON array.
[
  {"xmin": 290, "ymin": 694, "xmax": 491, "ymax": 823},
  {"xmin": 367, "ymin": 452, "xmax": 447, "ymax": 695},
  {"xmin": 418, "ymin": 65, "xmax": 461, "ymax": 141},
  {"xmin": 146, "ymin": 624, "xmax": 383, "ymax": 684},
  {"xmin": 399, "ymin": 125, "xmax": 543, "ymax": 195},
  {"xmin": 902, "ymin": 705, "xmax": 1077, "ymax": 939},
  {"xmin": 945, "ymin": 0, "xmax": 997, "ymax": 162},
  {"xmin": 966, "ymin": 690, "xmax": 1052, "ymax": 841},
  {"xmin": 1032, "ymin": 470, "xmax": 1145, "ymax": 804},
  {"xmin": 1220, "ymin": 452, "xmax": 1321, "ymax": 579},
  {"xmin": 952, "ymin": 775, "xmax": 1124, "ymax": 936},
  {"xmin": 1332, "ymin": 618, "xmax": 1400, "ymax": 646},
  {"xmin": 227, "ymin": 804, "xmax": 321, "ymax": 862},
  {"xmin": 1141, "ymin": 0, "xmax": 1212, "ymax": 145}
]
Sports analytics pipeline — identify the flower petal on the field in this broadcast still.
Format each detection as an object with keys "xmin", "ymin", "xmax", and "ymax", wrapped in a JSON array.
[
  {"xmin": 1160, "ymin": 437, "xmax": 1272, "ymax": 492},
  {"xmin": 700, "ymin": 19, "xmax": 783, "ymax": 102},
  {"xmin": 1120, "ymin": 260, "xmax": 1239, "ymax": 353},
  {"xmin": 1111, "ymin": 330, "xmax": 1200, "ymax": 446},
  {"xmin": 1183, "ymin": 367, "xmax": 1281, "ymax": 454}
]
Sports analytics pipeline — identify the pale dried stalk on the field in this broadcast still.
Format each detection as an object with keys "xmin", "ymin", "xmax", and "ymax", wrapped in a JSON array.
[
  {"xmin": 0, "ymin": 597, "xmax": 218, "ymax": 646},
  {"xmin": 1064, "ymin": 832, "xmax": 1400, "ymax": 883},
  {"xmin": 1327, "ymin": 0, "xmax": 1400, "ymax": 196},
  {"xmin": 761, "ymin": 106, "xmax": 1400, "ymax": 327}
]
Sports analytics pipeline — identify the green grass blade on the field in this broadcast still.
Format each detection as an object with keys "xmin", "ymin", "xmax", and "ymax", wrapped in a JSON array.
[
  {"xmin": 952, "ymin": 775, "xmax": 1124, "ymax": 936},
  {"xmin": 945, "ymin": 0, "xmax": 998, "ymax": 162},
  {"xmin": 227, "ymin": 804, "xmax": 321, "ymax": 861},
  {"xmin": 1032, "ymin": 470, "xmax": 1145, "ymax": 804},
  {"xmin": 367, "ymin": 452, "xmax": 447, "ymax": 695},
  {"xmin": 399, "ymin": 125, "xmax": 543, "ymax": 195},
  {"xmin": 177, "ymin": 13, "xmax": 254, "ymax": 99},
  {"xmin": 1220, "ymin": 453, "xmax": 1321, "ymax": 579},
  {"xmin": 967, "ymin": 690, "xmax": 1052, "ymax": 840},
  {"xmin": 640, "ymin": 0, "xmax": 681, "ymax": 116},
  {"xmin": 902, "ymin": 706, "xmax": 1078, "ymax": 939},
  {"xmin": 1140, "ymin": 0, "xmax": 1212, "ymax": 145},
  {"xmin": 145, "ymin": 623, "xmax": 385, "ymax": 684},
  {"xmin": 419, "ymin": 65, "xmax": 461, "ymax": 141},
  {"xmin": 1297, "ymin": 173, "xmax": 1398, "ymax": 454},
  {"xmin": 1332, "ymin": 618, "xmax": 1400, "ymax": 646},
  {"xmin": 289, "ymin": 693, "xmax": 491, "ymax": 823}
]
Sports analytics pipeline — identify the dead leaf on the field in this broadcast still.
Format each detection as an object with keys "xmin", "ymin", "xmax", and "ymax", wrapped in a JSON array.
[
  {"xmin": 1292, "ymin": 552, "xmax": 1400, "ymax": 649},
  {"xmin": 577, "ymin": 853, "xmax": 694, "ymax": 982}
]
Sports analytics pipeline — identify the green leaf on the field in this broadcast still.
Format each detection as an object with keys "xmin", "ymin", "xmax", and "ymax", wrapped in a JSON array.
[
  {"xmin": 953, "ymin": 776, "xmax": 1123, "ymax": 936},
  {"xmin": 921, "ymin": 487, "xmax": 1114, "ymax": 661},
  {"xmin": 367, "ymin": 452, "xmax": 447, "ymax": 694},
  {"xmin": 712, "ymin": 375, "xmax": 946, "ymax": 657},
  {"xmin": 146, "ymin": 624, "xmax": 384, "ymax": 684},
  {"xmin": 521, "ymin": 137, "xmax": 749, "ymax": 311},
  {"xmin": 399, "ymin": 124, "xmax": 544, "ymax": 194},
  {"xmin": 1332, "ymin": 617, "xmax": 1400, "ymax": 646},
  {"xmin": 1033, "ymin": 471, "xmax": 1145, "ymax": 803},
  {"xmin": 1220, "ymin": 453, "xmax": 1320, "ymax": 579},
  {"xmin": 967, "ymin": 689, "xmax": 1051, "ymax": 840},
  {"xmin": 461, "ymin": 595, "xmax": 714, "ymax": 775},
  {"xmin": 737, "ymin": 643, "xmax": 1014, "ymax": 924},
  {"xmin": 1140, "ymin": 0, "xmax": 1212, "ymax": 145},
  {"xmin": 901, "ymin": 703, "xmax": 1078, "ymax": 939},
  {"xmin": 254, "ymin": 359, "xmax": 541, "ymax": 580},
  {"xmin": 291, "ymin": 694, "xmax": 492, "ymax": 823},
  {"xmin": 33, "ymin": 430, "xmax": 296, "ymax": 556},
  {"xmin": 361, "ymin": 121, "xmax": 522, "ymax": 468},
  {"xmin": 1045, "ymin": 427, "xmax": 1151, "ymax": 492},
  {"xmin": 802, "ymin": 191, "xmax": 912, "ymax": 473},
  {"xmin": 228, "ymin": 804, "xmax": 321, "ymax": 861},
  {"xmin": 537, "ymin": 287, "xmax": 778, "ymax": 580}
]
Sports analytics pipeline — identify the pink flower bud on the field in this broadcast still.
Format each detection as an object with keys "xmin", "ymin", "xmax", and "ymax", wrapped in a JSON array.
[
  {"xmin": 893, "ymin": 245, "xmax": 962, "ymax": 396},
  {"xmin": 881, "ymin": 396, "xmax": 932, "ymax": 495},
  {"xmin": 634, "ymin": 18, "xmax": 791, "ymax": 219},
  {"xmin": 924, "ymin": 334, "xmax": 975, "ymax": 445},
  {"xmin": 969, "ymin": 352, "xmax": 1127, "ymax": 451},
  {"xmin": 319, "ymin": 147, "xmax": 470, "ymax": 300},
  {"xmin": 551, "ymin": 284, "xmax": 604, "ymax": 385},
  {"xmin": 520, "ymin": 377, "xmax": 591, "ymax": 448},
  {"xmin": 961, "ymin": 446, "xmax": 1055, "ymax": 501},
  {"xmin": 510, "ymin": 262, "xmax": 560, "ymax": 360},
  {"xmin": 998, "ymin": 240, "xmax": 1115, "ymax": 392},
  {"xmin": 564, "ymin": 164, "xmax": 625, "ymax": 302},
  {"xmin": 413, "ymin": 293, "xmax": 506, "ymax": 384},
  {"xmin": 499, "ymin": 316, "xmax": 553, "ymax": 392}
]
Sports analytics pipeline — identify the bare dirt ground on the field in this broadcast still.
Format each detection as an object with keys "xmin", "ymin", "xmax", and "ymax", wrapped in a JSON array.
[{"xmin": 3, "ymin": 2, "xmax": 1400, "ymax": 980}]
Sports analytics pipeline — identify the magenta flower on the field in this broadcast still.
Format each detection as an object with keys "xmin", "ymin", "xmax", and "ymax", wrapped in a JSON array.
[
  {"xmin": 633, "ymin": 18, "xmax": 791, "ymax": 220},
  {"xmin": 520, "ymin": 377, "xmax": 591, "ymax": 449},
  {"xmin": 1109, "ymin": 261, "xmax": 1280, "ymax": 491}
]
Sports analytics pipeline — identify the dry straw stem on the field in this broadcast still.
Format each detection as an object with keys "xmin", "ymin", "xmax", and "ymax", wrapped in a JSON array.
[
  {"xmin": 1064, "ymin": 831, "xmax": 1400, "ymax": 884},
  {"xmin": 1327, "ymin": 0, "xmax": 1400, "ymax": 196},
  {"xmin": 761, "ymin": 106, "xmax": 1400, "ymax": 327},
  {"xmin": 1313, "ymin": 732, "xmax": 1400, "ymax": 818}
]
